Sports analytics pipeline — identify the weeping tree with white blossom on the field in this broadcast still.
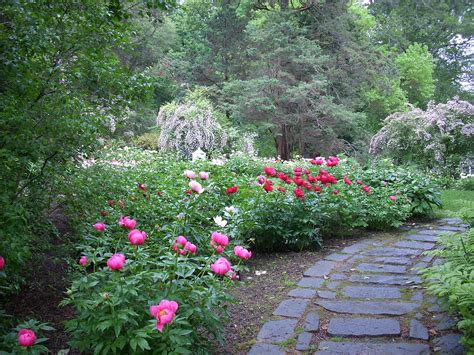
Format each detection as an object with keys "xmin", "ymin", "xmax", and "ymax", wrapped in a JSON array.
[
  {"xmin": 370, "ymin": 98, "xmax": 474, "ymax": 174},
  {"xmin": 156, "ymin": 90, "xmax": 228, "ymax": 159}
]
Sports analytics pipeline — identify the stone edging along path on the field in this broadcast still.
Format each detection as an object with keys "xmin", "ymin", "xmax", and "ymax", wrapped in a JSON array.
[{"xmin": 248, "ymin": 218, "xmax": 468, "ymax": 355}]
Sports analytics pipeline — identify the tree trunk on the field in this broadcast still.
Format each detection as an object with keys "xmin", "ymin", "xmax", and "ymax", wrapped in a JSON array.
[{"xmin": 277, "ymin": 124, "xmax": 291, "ymax": 160}]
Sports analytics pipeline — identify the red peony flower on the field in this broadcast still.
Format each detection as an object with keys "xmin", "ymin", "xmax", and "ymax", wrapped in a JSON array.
[
  {"xmin": 226, "ymin": 186, "xmax": 238, "ymax": 195},
  {"xmin": 263, "ymin": 184, "xmax": 273, "ymax": 192},
  {"xmin": 264, "ymin": 167, "xmax": 277, "ymax": 176},
  {"xmin": 293, "ymin": 188, "xmax": 305, "ymax": 199},
  {"xmin": 362, "ymin": 185, "xmax": 371, "ymax": 194}
]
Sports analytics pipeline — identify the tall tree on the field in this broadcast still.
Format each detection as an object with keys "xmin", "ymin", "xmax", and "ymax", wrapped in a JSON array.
[
  {"xmin": 224, "ymin": 11, "xmax": 361, "ymax": 159},
  {"xmin": 170, "ymin": 0, "xmax": 248, "ymax": 88},
  {"xmin": 368, "ymin": 0, "xmax": 473, "ymax": 101},
  {"xmin": 395, "ymin": 43, "xmax": 436, "ymax": 108}
]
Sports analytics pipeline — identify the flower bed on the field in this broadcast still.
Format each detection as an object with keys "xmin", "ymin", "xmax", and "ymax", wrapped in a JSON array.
[{"xmin": 1, "ymin": 147, "xmax": 442, "ymax": 353}]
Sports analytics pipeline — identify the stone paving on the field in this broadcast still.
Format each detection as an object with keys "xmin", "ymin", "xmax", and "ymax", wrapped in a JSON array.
[{"xmin": 249, "ymin": 218, "xmax": 468, "ymax": 355}]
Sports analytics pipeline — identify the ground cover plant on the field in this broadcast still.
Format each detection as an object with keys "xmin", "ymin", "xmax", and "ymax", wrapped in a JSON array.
[
  {"xmin": 422, "ymin": 228, "xmax": 474, "ymax": 352},
  {"xmin": 25, "ymin": 146, "xmax": 439, "ymax": 353}
]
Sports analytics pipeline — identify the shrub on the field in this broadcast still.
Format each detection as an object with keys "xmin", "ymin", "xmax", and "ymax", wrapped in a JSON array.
[
  {"xmin": 370, "ymin": 97, "xmax": 474, "ymax": 174},
  {"xmin": 361, "ymin": 160, "xmax": 442, "ymax": 216},
  {"xmin": 156, "ymin": 90, "xmax": 228, "ymax": 159},
  {"xmin": 457, "ymin": 177, "xmax": 474, "ymax": 191},
  {"xmin": 421, "ymin": 228, "xmax": 474, "ymax": 352},
  {"xmin": 134, "ymin": 129, "xmax": 161, "ymax": 150}
]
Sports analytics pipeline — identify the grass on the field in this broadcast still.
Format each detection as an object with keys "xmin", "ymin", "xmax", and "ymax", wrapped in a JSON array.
[{"xmin": 434, "ymin": 189, "xmax": 474, "ymax": 220}]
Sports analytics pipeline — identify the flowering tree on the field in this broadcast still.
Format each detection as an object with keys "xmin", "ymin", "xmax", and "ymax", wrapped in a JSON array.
[
  {"xmin": 370, "ymin": 98, "xmax": 474, "ymax": 173},
  {"xmin": 156, "ymin": 90, "xmax": 228, "ymax": 158}
]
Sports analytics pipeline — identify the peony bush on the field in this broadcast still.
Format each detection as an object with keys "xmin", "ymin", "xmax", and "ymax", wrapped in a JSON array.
[{"xmin": 54, "ymin": 146, "xmax": 442, "ymax": 353}]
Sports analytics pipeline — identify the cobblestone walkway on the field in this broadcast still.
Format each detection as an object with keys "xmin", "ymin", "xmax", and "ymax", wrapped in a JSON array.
[{"xmin": 249, "ymin": 218, "xmax": 468, "ymax": 355}]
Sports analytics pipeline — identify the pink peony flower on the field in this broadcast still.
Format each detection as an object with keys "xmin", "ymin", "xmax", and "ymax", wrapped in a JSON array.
[
  {"xmin": 211, "ymin": 257, "xmax": 232, "ymax": 275},
  {"xmin": 17, "ymin": 329, "xmax": 36, "ymax": 347},
  {"xmin": 199, "ymin": 171, "xmax": 209, "ymax": 180},
  {"xmin": 93, "ymin": 222, "xmax": 106, "ymax": 232},
  {"xmin": 211, "ymin": 232, "xmax": 229, "ymax": 249},
  {"xmin": 107, "ymin": 253, "xmax": 125, "ymax": 270},
  {"xmin": 343, "ymin": 176, "xmax": 352, "ymax": 186},
  {"xmin": 79, "ymin": 256, "xmax": 87, "ymax": 266},
  {"xmin": 119, "ymin": 216, "xmax": 136, "ymax": 230},
  {"xmin": 257, "ymin": 175, "xmax": 266, "ymax": 185},
  {"xmin": 389, "ymin": 195, "xmax": 397, "ymax": 202},
  {"xmin": 362, "ymin": 185, "xmax": 371, "ymax": 194},
  {"xmin": 184, "ymin": 242, "xmax": 197, "ymax": 254},
  {"xmin": 149, "ymin": 300, "xmax": 179, "ymax": 332},
  {"xmin": 183, "ymin": 170, "xmax": 196, "ymax": 179},
  {"xmin": 0, "ymin": 256, "xmax": 4, "ymax": 270},
  {"xmin": 173, "ymin": 236, "xmax": 189, "ymax": 255},
  {"xmin": 128, "ymin": 229, "xmax": 147, "ymax": 245},
  {"xmin": 189, "ymin": 180, "xmax": 204, "ymax": 194},
  {"xmin": 234, "ymin": 246, "xmax": 252, "ymax": 260},
  {"xmin": 176, "ymin": 236, "xmax": 187, "ymax": 246},
  {"xmin": 138, "ymin": 183, "xmax": 147, "ymax": 191},
  {"xmin": 333, "ymin": 189, "xmax": 339, "ymax": 195},
  {"xmin": 326, "ymin": 156, "xmax": 339, "ymax": 167}
]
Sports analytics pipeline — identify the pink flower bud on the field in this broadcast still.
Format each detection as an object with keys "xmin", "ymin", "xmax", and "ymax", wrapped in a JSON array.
[
  {"xmin": 199, "ymin": 171, "xmax": 209, "ymax": 180},
  {"xmin": 183, "ymin": 170, "xmax": 196, "ymax": 179},
  {"xmin": 234, "ymin": 246, "xmax": 252, "ymax": 260},
  {"xmin": 119, "ymin": 216, "xmax": 137, "ymax": 230},
  {"xmin": 189, "ymin": 180, "xmax": 204, "ymax": 194},
  {"xmin": 93, "ymin": 222, "xmax": 106, "ymax": 232},
  {"xmin": 107, "ymin": 253, "xmax": 125, "ymax": 270},
  {"xmin": 0, "ymin": 256, "xmax": 4, "ymax": 270},
  {"xmin": 18, "ymin": 329, "xmax": 36, "ymax": 347},
  {"xmin": 389, "ymin": 195, "xmax": 397, "ymax": 202},
  {"xmin": 128, "ymin": 229, "xmax": 147, "ymax": 245},
  {"xmin": 184, "ymin": 242, "xmax": 197, "ymax": 254},
  {"xmin": 79, "ymin": 256, "xmax": 87, "ymax": 266},
  {"xmin": 176, "ymin": 236, "xmax": 187, "ymax": 246},
  {"xmin": 210, "ymin": 257, "xmax": 232, "ymax": 275}
]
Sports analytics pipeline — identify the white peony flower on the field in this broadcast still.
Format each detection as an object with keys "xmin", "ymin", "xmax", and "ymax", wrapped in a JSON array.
[{"xmin": 213, "ymin": 216, "xmax": 228, "ymax": 228}]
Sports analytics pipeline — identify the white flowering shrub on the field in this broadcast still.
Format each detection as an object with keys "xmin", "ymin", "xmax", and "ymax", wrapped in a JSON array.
[
  {"xmin": 157, "ymin": 90, "xmax": 228, "ymax": 159},
  {"xmin": 370, "ymin": 97, "xmax": 474, "ymax": 173}
]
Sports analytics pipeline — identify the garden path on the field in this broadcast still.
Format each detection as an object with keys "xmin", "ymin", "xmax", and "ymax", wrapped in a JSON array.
[{"xmin": 248, "ymin": 218, "xmax": 467, "ymax": 355}]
